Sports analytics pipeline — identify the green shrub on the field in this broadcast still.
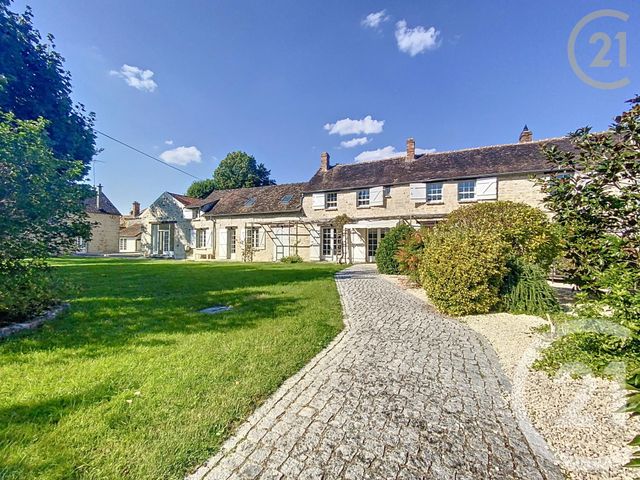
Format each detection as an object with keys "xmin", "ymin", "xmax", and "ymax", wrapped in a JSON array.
[
  {"xmin": 396, "ymin": 227, "xmax": 430, "ymax": 283},
  {"xmin": 375, "ymin": 224, "xmax": 414, "ymax": 274},
  {"xmin": 445, "ymin": 201, "xmax": 559, "ymax": 271},
  {"xmin": 0, "ymin": 260, "xmax": 62, "ymax": 326},
  {"xmin": 280, "ymin": 254, "xmax": 303, "ymax": 263},
  {"xmin": 626, "ymin": 370, "xmax": 640, "ymax": 467},
  {"xmin": 501, "ymin": 259, "xmax": 561, "ymax": 316},
  {"xmin": 419, "ymin": 227, "xmax": 510, "ymax": 315}
]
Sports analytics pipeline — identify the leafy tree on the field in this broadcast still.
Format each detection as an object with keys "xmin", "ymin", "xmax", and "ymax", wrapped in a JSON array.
[
  {"xmin": 0, "ymin": 1, "xmax": 96, "ymax": 164},
  {"xmin": 376, "ymin": 224, "xmax": 414, "ymax": 274},
  {"xmin": 0, "ymin": 113, "xmax": 92, "ymax": 263},
  {"xmin": 186, "ymin": 178, "xmax": 215, "ymax": 198},
  {"xmin": 212, "ymin": 151, "xmax": 275, "ymax": 190},
  {"xmin": 539, "ymin": 97, "xmax": 640, "ymax": 329}
]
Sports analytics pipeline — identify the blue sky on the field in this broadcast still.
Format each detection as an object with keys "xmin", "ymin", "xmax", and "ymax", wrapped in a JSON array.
[{"xmin": 11, "ymin": 0, "xmax": 640, "ymax": 213}]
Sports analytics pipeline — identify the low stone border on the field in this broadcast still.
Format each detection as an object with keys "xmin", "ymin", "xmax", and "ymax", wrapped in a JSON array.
[{"xmin": 0, "ymin": 303, "xmax": 70, "ymax": 339}]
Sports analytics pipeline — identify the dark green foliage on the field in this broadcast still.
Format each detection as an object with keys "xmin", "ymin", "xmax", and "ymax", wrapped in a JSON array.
[
  {"xmin": 395, "ymin": 227, "xmax": 429, "ymax": 283},
  {"xmin": 419, "ymin": 227, "xmax": 510, "ymax": 315},
  {"xmin": 0, "ymin": 2, "xmax": 96, "ymax": 164},
  {"xmin": 0, "ymin": 260, "xmax": 63, "ymax": 325},
  {"xmin": 445, "ymin": 201, "xmax": 560, "ymax": 271},
  {"xmin": 625, "ymin": 370, "xmax": 640, "ymax": 467},
  {"xmin": 375, "ymin": 224, "xmax": 414, "ymax": 274},
  {"xmin": 280, "ymin": 254, "xmax": 303, "ymax": 263},
  {"xmin": 501, "ymin": 259, "xmax": 560, "ymax": 316},
  {"xmin": 213, "ymin": 151, "xmax": 275, "ymax": 190},
  {"xmin": 186, "ymin": 178, "xmax": 216, "ymax": 198}
]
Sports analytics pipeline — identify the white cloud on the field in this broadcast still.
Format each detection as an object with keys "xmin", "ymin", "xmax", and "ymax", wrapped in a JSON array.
[
  {"xmin": 340, "ymin": 137, "xmax": 371, "ymax": 148},
  {"xmin": 159, "ymin": 146, "xmax": 202, "ymax": 166},
  {"xmin": 109, "ymin": 64, "xmax": 158, "ymax": 92},
  {"xmin": 354, "ymin": 145, "xmax": 436, "ymax": 162},
  {"xmin": 394, "ymin": 20, "xmax": 441, "ymax": 56},
  {"xmin": 164, "ymin": 139, "xmax": 173, "ymax": 145},
  {"xmin": 362, "ymin": 10, "xmax": 389, "ymax": 29},
  {"xmin": 324, "ymin": 115, "xmax": 384, "ymax": 136}
]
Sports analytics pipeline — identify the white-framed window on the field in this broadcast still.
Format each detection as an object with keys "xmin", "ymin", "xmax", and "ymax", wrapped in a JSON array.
[
  {"xmin": 119, "ymin": 238, "xmax": 127, "ymax": 251},
  {"xmin": 196, "ymin": 228, "xmax": 209, "ymax": 248},
  {"xmin": 321, "ymin": 227, "xmax": 342, "ymax": 257},
  {"xmin": 458, "ymin": 180, "xmax": 476, "ymax": 201},
  {"xmin": 426, "ymin": 183, "xmax": 443, "ymax": 202},
  {"xmin": 76, "ymin": 237, "xmax": 87, "ymax": 252},
  {"xmin": 193, "ymin": 209, "xmax": 200, "ymax": 219},
  {"xmin": 245, "ymin": 227, "xmax": 260, "ymax": 248},
  {"xmin": 229, "ymin": 228, "xmax": 237, "ymax": 254},
  {"xmin": 383, "ymin": 186, "xmax": 392, "ymax": 198},
  {"xmin": 357, "ymin": 189, "xmax": 370, "ymax": 207},
  {"xmin": 325, "ymin": 192, "xmax": 337, "ymax": 209}
]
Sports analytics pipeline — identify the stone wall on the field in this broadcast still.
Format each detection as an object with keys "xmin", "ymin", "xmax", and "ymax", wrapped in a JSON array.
[{"xmin": 86, "ymin": 213, "xmax": 120, "ymax": 254}]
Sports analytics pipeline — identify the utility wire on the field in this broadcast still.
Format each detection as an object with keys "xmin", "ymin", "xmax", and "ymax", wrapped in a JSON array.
[{"xmin": 95, "ymin": 129, "xmax": 203, "ymax": 180}]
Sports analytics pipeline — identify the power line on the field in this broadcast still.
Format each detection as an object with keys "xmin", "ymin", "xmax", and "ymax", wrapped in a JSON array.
[{"xmin": 95, "ymin": 129, "xmax": 203, "ymax": 180}]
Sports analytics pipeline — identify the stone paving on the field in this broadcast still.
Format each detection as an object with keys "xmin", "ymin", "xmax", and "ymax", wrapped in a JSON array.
[{"xmin": 188, "ymin": 265, "xmax": 562, "ymax": 480}]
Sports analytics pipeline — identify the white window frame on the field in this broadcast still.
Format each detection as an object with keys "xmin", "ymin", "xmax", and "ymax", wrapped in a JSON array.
[
  {"xmin": 245, "ymin": 226, "xmax": 261, "ymax": 249},
  {"xmin": 119, "ymin": 238, "xmax": 127, "ymax": 251},
  {"xmin": 229, "ymin": 228, "xmax": 237, "ymax": 254},
  {"xmin": 458, "ymin": 180, "xmax": 476, "ymax": 202},
  {"xmin": 325, "ymin": 192, "xmax": 337, "ymax": 209},
  {"xmin": 426, "ymin": 183, "xmax": 443, "ymax": 203},
  {"xmin": 196, "ymin": 228, "xmax": 208, "ymax": 248},
  {"xmin": 357, "ymin": 189, "xmax": 370, "ymax": 207}
]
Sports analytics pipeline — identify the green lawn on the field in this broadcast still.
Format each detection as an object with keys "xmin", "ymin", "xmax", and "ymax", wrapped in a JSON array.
[{"xmin": 0, "ymin": 258, "xmax": 344, "ymax": 479}]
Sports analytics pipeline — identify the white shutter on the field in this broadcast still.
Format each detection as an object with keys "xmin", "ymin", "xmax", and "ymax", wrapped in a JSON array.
[
  {"xmin": 309, "ymin": 226, "xmax": 320, "ymax": 261},
  {"xmin": 259, "ymin": 228, "xmax": 266, "ymax": 249},
  {"xmin": 218, "ymin": 228, "xmax": 227, "ymax": 259},
  {"xmin": 370, "ymin": 186, "xmax": 384, "ymax": 206},
  {"xmin": 206, "ymin": 229, "xmax": 212, "ymax": 248},
  {"xmin": 476, "ymin": 177, "xmax": 497, "ymax": 200},
  {"xmin": 410, "ymin": 183, "xmax": 427, "ymax": 202},
  {"xmin": 183, "ymin": 208, "xmax": 193, "ymax": 219},
  {"xmin": 190, "ymin": 228, "xmax": 196, "ymax": 247},
  {"xmin": 312, "ymin": 193, "xmax": 325, "ymax": 210}
]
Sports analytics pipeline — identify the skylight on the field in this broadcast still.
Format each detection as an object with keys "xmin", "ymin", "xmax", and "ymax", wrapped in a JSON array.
[
  {"xmin": 244, "ymin": 197, "xmax": 256, "ymax": 207},
  {"xmin": 280, "ymin": 194, "xmax": 294, "ymax": 205}
]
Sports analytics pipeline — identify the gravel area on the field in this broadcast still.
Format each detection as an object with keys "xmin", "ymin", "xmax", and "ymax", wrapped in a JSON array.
[{"xmin": 382, "ymin": 273, "xmax": 639, "ymax": 480}]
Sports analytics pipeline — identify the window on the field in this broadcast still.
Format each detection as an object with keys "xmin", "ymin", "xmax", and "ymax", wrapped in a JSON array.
[
  {"xmin": 192, "ymin": 209, "xmax": 200, "ymax": 219},
  {"xmin": 119, "ymin": 238, "xmax": 127, "ymax": 251},
  {"xmin": 280, "ymin": 194, "xmax": 294, "ymax": 205},
  {"xmin": 245, "ymin": 227, "xmax": 260, "ymax": 248},
  {"xmin": 244, "ymin": 197, "xmax": 256, "ymax": 207},
  {"xmin": 426, "ymin": 183, "xmax": 443, "ymax": 202},
  {"xmin": 325, "ymin": 192, "xmax": 337, "ymax": 209},
  {"xmin": 75, "ymin": 237, "xmax": 86, "ymax": 252},
  {"xmin": 458, "ymin": 180, "xmax": 476, "ymax": 201},
  {"xmin": 229, "ymin": 228, "xmax": 237, "ymax": 254},
  {"xmin": 322, "ymin": 228, "xmax": 342, "ymax": 257},
  {"xmin": 357, "ymin": 189, "xmax": 370, "ymax": 207},
  {"xmin": 196, "ymin": 228, "xmax": 209, "ymax": 248},
  {"xmin": 383, "ymin": 186, "xmax": 392, "ymax": 198}
]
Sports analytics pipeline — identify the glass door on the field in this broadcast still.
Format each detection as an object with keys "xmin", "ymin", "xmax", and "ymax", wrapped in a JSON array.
[
  {"xmin": 321, "ymin": 227, "xmax": 342, "ymax": 262},
  {"xmin": 366, "ymin": 228, "xmax": 389, "ymax": 262}
]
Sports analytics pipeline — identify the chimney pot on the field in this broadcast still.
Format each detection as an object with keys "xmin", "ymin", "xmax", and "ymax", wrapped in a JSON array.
[
  {"xmin": 406, "ymin": 138, "xmax": 416, "ymax": 161},
  {"xmin": 131, "ymin": 201, "xmax": 141, "ymax": 217},
  {"xmin": 519, "ymin": 125, "xmax": 533, "ymax": 143},
  {"xmin": 320, "ymin": 152, "xmax": 331, "ymax": 172},
  {"xmin": 96, "ymin": 184, "xmax": 103, "ymax": 209}
]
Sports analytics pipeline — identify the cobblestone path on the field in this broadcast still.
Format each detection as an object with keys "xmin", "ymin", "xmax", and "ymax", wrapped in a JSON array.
[{"xmin": 188, "ymin": 265, "xmax": 561, "ymax": 480}]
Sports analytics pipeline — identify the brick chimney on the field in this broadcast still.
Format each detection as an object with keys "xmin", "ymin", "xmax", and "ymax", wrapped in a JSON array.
[
  {"xmin": 131, "ymin": 201, "xmax": 141, "ymax": 217},
  {"xmin": 96, "ymin": 183, "xmax": 103, "ymax": 209},
  {"xmin": 519, "ymin": 125, "xmax": 533, "ymax": 143},
  {"xmin": 320, "ymin": 152, "xmax": 331, "ymax": 172},
  {"xmin": 406, "ymin": 138, "xmax": 416, "ymax": 161}
]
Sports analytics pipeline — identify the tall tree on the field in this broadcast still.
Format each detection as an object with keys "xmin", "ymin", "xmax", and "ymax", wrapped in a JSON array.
[
  {"xmin": 212, "ymin": 151, "xmax": 275, "ymax": 190},
  {"xmin": 186, "ymin": 178, "xmax": 216, "ymax": 198},
  {"xmin": 0, "ymin": 0, "xmax": 96, "ymax": 165}
]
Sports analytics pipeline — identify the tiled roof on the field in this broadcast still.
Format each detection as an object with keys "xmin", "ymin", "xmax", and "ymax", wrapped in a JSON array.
[
  {"xmin": 196, "ymin": 183, "xmax": 306, "ymax": 217},
  {"xmin": 168, "ymin": 192, "xmax": 200, "ymax": 206},
  {"xmin": 305, "ymin": 138, "xmax": 574, "ymax": 193},
  {"xmin": 83, "ymin": 191, "xmax": 121, "ymax": 215},
  {"xmin": 119, "ymin": 224, "xmax": 142, "ymax": 237}
]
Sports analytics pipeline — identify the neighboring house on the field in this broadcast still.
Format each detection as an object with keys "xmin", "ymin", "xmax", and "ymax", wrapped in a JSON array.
[
  {"xmin": 76, "ymin": 184, "xmax": 121, "ymax": 254},
  {"xmin": 119, "ymin": 223, "xmax": 143, "ymax": 253},
  {"xmin": 141, "ymin": 127, "xmax": 572, "ymax": 263}
]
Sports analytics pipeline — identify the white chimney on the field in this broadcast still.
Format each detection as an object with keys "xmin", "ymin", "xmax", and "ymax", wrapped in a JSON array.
[{"xmin": 96, "ymin": 184, "xmax": 103, "ymax": 210}]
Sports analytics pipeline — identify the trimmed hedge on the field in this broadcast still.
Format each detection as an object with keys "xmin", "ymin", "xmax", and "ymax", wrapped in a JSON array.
[
  {"xmin": 375, "ymin": 223, "xmax": 415, "ymax": 274},
  {"xmin": 419, "ymin": 227, "xmax": 510, "ymax": 315}
]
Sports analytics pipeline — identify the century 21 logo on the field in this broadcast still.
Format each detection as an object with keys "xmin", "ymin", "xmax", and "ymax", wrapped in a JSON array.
[{"xmin": 568, "ymin": 9, "xmax": 630, "ymax": 90}]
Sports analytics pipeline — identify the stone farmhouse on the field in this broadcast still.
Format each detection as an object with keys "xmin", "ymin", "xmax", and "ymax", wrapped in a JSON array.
[
  {"xmin": 141, "ymin": 128, "xmax": 572, "ymax": 263},
  {"xmin": 76, "ymin": 184, "xmax": 121, "ymax": 254}
]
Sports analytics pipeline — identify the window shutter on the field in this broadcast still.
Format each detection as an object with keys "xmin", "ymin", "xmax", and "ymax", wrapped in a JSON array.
[
  {"xmin": 312, "ymin": 193, "xmax": 325, "ymax": 210},
  {"xmin": 309, "ymin": 226, "xmax": 320, "ymax": 261},
  {"xmin": 410, "ymin": 183, "xmax": 427, "ymax": 202},
  {"xmin": 190, "ymin": 228, "xmax": 196, "ymax": 247},
  {"xmin": 206, "ymin": 229, "xmax": 212, "ymax": 248},
  {"xmin": 476, "ymin": 177, "xmax": 497, "ymax": 200},
  {"xmin": 259, "ymin": 228, "xmax": 266, "ymax": 249},
  {"xmin": 370, "ymin": 186, "xmax": 384, "ymax": 206},
  {"xmin": 218, "ymin": 228, "xmax": 227, "ymax": 259},
  {"xmin": 183, "ymin": 208, "xmax": 192, "ymax": 219}
]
